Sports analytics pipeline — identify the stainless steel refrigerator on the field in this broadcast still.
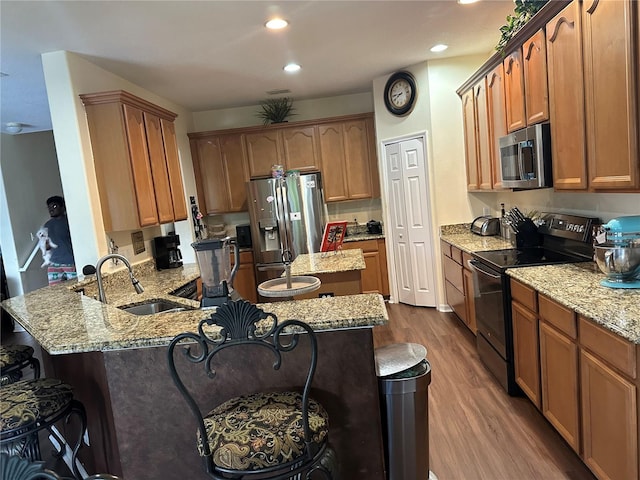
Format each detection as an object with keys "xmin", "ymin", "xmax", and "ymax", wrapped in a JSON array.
[{"xmin": 247, "ymin": 172, "xmax": 327, "ymax": 294}]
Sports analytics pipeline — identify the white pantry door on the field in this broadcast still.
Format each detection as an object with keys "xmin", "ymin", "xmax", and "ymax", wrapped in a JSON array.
[{"xmin": 385, "ymin": 137, "xmax": 436, "ymax": 306}]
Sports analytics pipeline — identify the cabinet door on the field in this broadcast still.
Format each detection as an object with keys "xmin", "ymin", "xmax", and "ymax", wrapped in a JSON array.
[
  {"xmin": 318, "ymin": 123, "xmax": 349, "ymax": 202},
  {"xmin": 581, "ymin": 349, "xmax": 638, "ymax": 480},
  {"xmin": 539, "ymin": 321, "xmax": 580, "ymax": 453},
  {"xmin": 192, "ymin": 137, "xmax": 229, "ymax": 214},
  {"xmin": 445, "ymin": 280, "xmax": 466, "ymax": 323},
  {"xmin": 512, "ymin": 301, "xmax": 540, "ymax": 407},
  {"xmin": 546, "ymin": 2, "xmax": 588, "ymax": 190},
  {"xmin": 245, "ymin": 130, "xmax": 283, "ymax": 178},
  {"xmin": 461, "ymin": 89, "xmax": 480, "ymax": 190},
  {"xmin": 219, "ymin": 133, "xmax": 249, "ymax": 212},
  {"xmin": 487, "ymin": 64, "xmax": 508, "ymax": 189},
  {"xmin": 160, "ymin": 119, "xmax": 188, "ymax": 221},
  {"xmin": 343, "ymin": 119, "xmax": 374, "ymax": 199},
  {"xmin": 523, "ymin": 29, "xmax": 550, "ymax": 125},
  {"xmin": 474, "ymin": 78, "xmax": 493, "ymax": 190},
  {"xmin": 504, "ymin": 49, "xmax": 527, "ymax": 132},
  {"xmin": 342, "ymin": 241, "xmax": 383, "ymax": 294},
  {"xmin": 378, "ymin": 239, "xmax": 389, "ymax": 296},
  {"xmin": 143, "ymin": 112, "xmax": 175, "ymax": 224},
  {"xmin": 122, "ymin": 105, "xmax": 159, "ymax": 227},
  {"xmin": 583, "ymin": 0, "xmax": 639, "ymax": 190},
  {"xmin": 232, "ymin": 251, "xmax": 257, "ymax": 304},
  {"xmin": 281, "ymin": 126, "xmax": 320, "ymax": 173}
]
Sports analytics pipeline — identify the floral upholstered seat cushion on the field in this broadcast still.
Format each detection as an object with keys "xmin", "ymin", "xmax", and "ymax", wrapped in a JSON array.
[
  {"xmin": 0, "ymin": 378, "xmax": 73, "ymax": 432},
  {"xmin": 199, "ymin": 391, "xmax": 329, "ymax": 471},
  {"xmin": 0, "ymin": 345, "xmax": 34, "ymax": 371}
]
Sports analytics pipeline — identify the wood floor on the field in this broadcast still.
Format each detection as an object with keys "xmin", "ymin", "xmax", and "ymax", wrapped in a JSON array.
[{"xmin": 373, "ymin": 302, "xmax": 596, "ymax": 480}]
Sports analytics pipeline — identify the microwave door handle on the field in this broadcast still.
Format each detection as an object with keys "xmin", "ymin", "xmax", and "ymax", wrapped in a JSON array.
[{"xmin": 517, "ymin": 143, "xmax": 525, "ymax": 180}]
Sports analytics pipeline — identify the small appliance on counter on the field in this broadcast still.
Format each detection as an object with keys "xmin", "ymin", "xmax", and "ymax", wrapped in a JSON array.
[
  {"xmin": 594, "ymin": 215, "xmax": 640, "ymax": 289},
  {"xmin": 235, "ymin": 224, "xmax": 252, "ymax": 248},
  {"xmin": 367, "ymin": 220, "xmax": 383, "ymax": 235},
  {"xmin": 192, "ymin": 237, "xmax": 240, "ymax": 307},
  {"xmin": 470, "ymin": 216, "xmax": 500, "ymax": 236},
  {"xmin": 153, "ymin": 234, "xmax": 183, "ymax": 270}
]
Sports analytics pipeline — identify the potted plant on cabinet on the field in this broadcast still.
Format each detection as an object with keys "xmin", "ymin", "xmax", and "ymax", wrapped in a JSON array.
[
  {"xmin": 496, "ymin": 0, "xmax": 549, "ymax": 55},
  {"xmin": 257, "ymin": 97, "xmax": 296, "ymax": 125}
]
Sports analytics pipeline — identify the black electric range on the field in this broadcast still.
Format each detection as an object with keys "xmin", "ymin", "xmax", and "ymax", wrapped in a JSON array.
[{"xmin": 468, "ymin": 212, "xmax": 599, "ymax": 395}]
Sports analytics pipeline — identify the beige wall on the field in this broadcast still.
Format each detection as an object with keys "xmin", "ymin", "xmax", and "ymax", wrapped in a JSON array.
[{"xmin": 41, "ymin": 51, "xmax": 199, "ymax": 273}]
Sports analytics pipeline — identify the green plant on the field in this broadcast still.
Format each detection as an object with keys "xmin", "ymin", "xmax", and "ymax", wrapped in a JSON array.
[
  {"xmin": 257, "ymin": 97, "xmax": 296, "ymax": 125},
  {"xmin": 496, "ymin": 0, "xmax": 549, "ymax": 55}
]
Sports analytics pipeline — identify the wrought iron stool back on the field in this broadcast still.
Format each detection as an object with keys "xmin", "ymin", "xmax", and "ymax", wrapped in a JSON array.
[
  {"xmin": 167, "ymin": 300, "xmax": 336, "ymax": 479},
  {"xmin": 0, "ymin": 453, "xmax": 121, "ymax": 480}
]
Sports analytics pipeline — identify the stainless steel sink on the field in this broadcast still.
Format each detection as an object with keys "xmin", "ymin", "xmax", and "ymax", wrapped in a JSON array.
[{"xmin": 118, "ymin": 300, "xmax": 194, "ymax": 316}]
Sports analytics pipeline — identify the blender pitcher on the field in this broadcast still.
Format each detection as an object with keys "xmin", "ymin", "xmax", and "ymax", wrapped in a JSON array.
[{"xmin": 191, "ymin": 237, "xmax": 240, "ymax": 307}]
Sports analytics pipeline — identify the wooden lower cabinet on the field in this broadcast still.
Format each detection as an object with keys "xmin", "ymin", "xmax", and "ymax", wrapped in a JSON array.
[
  {"xmin": 232, "ymin": 250, "xmax": 257, "ymax": 304},
  {"xmin": 539, "ymin": 321, "xmax": 580, "ymax": 452},
  {"xmin": 342, "ymin": 239, "xmax": 389, "ymax": 296},
  {"xmin": 441, "ymin": 241, "xmax": 476, "ymax": 333},
  {"xmin": 512, "ymin": 301, "xmax": 540, "ymax": 408},
  {"xmin": 510, "ymin": 279, "xmax": 639, "ymax": 480}
]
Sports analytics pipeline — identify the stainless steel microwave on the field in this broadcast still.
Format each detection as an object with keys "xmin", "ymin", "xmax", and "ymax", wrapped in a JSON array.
[{"xmin": 499, "ymin": 123, "xmax": 552, "ymax": 189}]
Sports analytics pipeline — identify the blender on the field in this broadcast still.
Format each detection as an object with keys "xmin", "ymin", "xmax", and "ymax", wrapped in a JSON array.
[
  {"xmin": 594, "ymin": 215, "xmax": 640, "ymax": 289},
  {"xmin": 192, "ymin": 237, "xmax": 240, "ymax": 307}
]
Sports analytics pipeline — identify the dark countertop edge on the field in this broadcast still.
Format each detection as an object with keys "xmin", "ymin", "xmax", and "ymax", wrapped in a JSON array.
[{"xmin": 343, "ymin": 233, "xmax": 384, "ymax": 243}]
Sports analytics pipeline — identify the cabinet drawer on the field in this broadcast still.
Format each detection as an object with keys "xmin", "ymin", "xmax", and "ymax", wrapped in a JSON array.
[
  {"xmin": 579, "ymin": 316, "xmax": 636, "ymax": 379},
  {"xmin": 445, "ymin": 280, "xmax": 466, "ymax": 323},
  {"xmin": 441, "ymin": 240, "xmax": 452, "ymax": 259},
  {"xmin": 343, "ymin": 239, "xmax": 378, "ymax": 253},
  {"xmin": 539, "ymin": 295, "xmax": 577, "ymax": 339},
  {"xmin": 443, "ymin": 255, "xmax": 464, "ymax": 292},
  {"xmin": 451, "ymin": 246, "xmax": 463, "ymax": 264},
  {"xmin": 510, "ymin": 279, "xmax": 537, "ymax": 312}
]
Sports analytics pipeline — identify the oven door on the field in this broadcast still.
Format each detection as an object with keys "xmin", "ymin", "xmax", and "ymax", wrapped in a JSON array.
[{"xmin": 469, "ymin": 259, "xmax": 507, "ymax": 358}]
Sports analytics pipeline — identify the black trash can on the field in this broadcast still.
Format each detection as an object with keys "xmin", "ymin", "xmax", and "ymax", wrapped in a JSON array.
[{"xmin": 375, "ymin": 343, "xmax": 432, "ymax": 480}]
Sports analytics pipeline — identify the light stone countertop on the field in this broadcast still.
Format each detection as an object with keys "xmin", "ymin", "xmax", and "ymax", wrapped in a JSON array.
[
  {"xmin": 440, "ymin": 228, "xmax": 640, "ymax": 344},
  {"xmin": 288, "ymin": 249, "xmax": 366, "ymax": 276},
  {"xmin": 1, "ymin": 259, "xmax": 387, "ymax": 355}
]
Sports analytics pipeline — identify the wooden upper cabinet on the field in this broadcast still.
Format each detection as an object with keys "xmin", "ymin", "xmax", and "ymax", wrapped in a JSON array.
[
  {"xmin": 143, "ymin": 112, "xmax": 175, "ymax": 225},
  {"xmin": 318, "ymin": 117, "xmax": 376, "ymax": 202},
  {"xmin": 546, "ymin": 1, "xmax": 589, "ymax": 190},
  {"xmin": 160, "ymin": 119, "xmax": 188, "ymax": 221},
  {"xmin": 81, "ymin": 90, "xmax": 186, "ymax": 231},
  {"xmin": 474, "ymin": 78, "xmax": 493, "ymax": 190},
  {"xmin": 487, "ymin": 63, "xmax": 508, "ymax": 190},
  {"xmin": 280, "ymin": 125, "xmax": 321, "ymax": 173},
  {"xmin": 190, "ymin": 133, "xmax": 248, "ymax": 215},
  {"xmin": 245, "ymin": 130, "xmax": 282, "ymax": 178},
  {"xmin": 461, "ymin": 89, "xmax": 480, "ymax": 190},
  {"xmin": 504, "ymin": 49, "xmax": 527, "ymax": 132},
  {"xmin": 523, "ymin": 29, "xmax": 550, "ymax": 125},
  {"xmin": 583, "ymin": 0, "xmax": 639, "ymax": 190}
]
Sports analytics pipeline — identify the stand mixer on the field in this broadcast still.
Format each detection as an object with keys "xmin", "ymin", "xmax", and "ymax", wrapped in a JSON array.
[{"xmin": 594, "ymin": 215, "xmax": 640, "ymax": 289}]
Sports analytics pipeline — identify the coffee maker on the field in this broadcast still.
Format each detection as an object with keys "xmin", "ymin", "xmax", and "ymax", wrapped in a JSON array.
[{"xmin": 153, "ymin": 234, "xmax": 183, "ymax": 270}]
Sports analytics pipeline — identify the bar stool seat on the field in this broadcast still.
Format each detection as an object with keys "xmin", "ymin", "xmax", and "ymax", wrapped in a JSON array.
[
  {"xmin": 0, "ymin": 378, "xmax": 86, "ymax": 479},
  {"xmin": 0, "ymin": 345, "xmax": 40, "ymax": 386}
]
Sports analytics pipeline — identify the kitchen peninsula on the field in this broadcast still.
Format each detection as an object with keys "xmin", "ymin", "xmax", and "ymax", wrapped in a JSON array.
[{"xmin": 1, "ymin": 261, "xmax": 388, "ymax": 479}]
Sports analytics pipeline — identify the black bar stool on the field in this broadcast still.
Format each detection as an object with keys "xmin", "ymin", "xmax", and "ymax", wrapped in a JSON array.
[
  {"xmin": 0, "ymin": 378, "xmax": 86, "ymax": 480},
  {"xmin": 0, "ymin": 345, "xmax": 40, "ymax": 386}
]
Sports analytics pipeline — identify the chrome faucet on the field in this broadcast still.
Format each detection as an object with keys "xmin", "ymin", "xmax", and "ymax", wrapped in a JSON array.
[{"xmin": 95, "ymin": 253, "xmax": 144, "ymax": 303}]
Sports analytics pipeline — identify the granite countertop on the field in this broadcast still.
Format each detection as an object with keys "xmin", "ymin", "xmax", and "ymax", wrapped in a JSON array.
[
  {"xmin": 343, "ymin": 223, "xmax": 385, "ymax": 243},
  {"xmin": 1, "ymin": 260, "xmax": 387, "ymax": 355},
  {"xmin": 440, "ymin": 227, "xmax": 640, "ymax": 344},
  {"xmin": 288, "ymin": 249, "xmax": 366, "ymax": 276}
]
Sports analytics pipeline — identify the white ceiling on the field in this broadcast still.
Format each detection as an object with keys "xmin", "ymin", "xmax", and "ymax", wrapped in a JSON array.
[{"xmin": 0, "ymin": 0, "xmax": 514, "ymax": 134}]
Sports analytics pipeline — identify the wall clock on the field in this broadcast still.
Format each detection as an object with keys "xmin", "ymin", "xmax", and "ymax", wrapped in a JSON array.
[{"xmin": 383, "ymin": 71, "xmax": 417, "ymax": 116}]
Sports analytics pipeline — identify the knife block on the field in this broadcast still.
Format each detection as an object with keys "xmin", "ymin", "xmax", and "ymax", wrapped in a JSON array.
[{"xmin": 515, "ymin": 219, "xmax": 541, "ymax": 248}]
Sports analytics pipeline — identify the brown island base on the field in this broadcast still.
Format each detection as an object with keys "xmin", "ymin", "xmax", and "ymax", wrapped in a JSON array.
[{"xmin": 2, "ymin": 271, "xmax": 388, "ymax": 479}]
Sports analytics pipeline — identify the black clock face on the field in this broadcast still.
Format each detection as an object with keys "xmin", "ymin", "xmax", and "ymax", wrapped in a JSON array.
[{"xmin": 384, "ymin": 71, "xmax": 417, "ymax": 116}]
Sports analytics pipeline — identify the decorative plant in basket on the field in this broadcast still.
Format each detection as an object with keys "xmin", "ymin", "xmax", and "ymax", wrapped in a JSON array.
[
  {"xmin": 257, "ymin": 97, "xmax": 296, "ymax": 125},
  {"xmin": 496, "ymin": 0, "xmax": 549, "ymax": 55}
]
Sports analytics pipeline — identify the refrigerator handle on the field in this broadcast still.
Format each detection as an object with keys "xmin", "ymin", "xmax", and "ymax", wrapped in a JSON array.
[{"xmin": 275, "ymin": 178, "xmax": 291, "ymax": 260}]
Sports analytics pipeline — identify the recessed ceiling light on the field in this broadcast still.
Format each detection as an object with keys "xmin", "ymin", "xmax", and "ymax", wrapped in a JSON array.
[
  {"xmin": 5, "ymin": 122, "xmax": 24, "ymax": 134},
  {"xmin": 458, "ymin": 0, "xmax": 480, "ymax": 4},
  {"xmin": 265, "ymin": 18, "xmax": 288, "ymax": 30},
  {"xmin": 284, "ymin": 63, "xmax": 301, "ymax": 73},
  {"xmin": 430, "ymin": 44, "xmax": 449, "ymax": 53}
]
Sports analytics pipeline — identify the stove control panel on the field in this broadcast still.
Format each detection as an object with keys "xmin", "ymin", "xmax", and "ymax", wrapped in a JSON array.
[{"xmin": 538, "ymin": 213, "xmax": 600, "ymax": 243}]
